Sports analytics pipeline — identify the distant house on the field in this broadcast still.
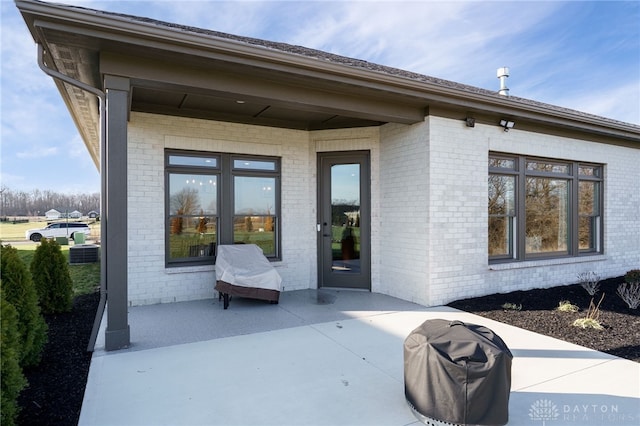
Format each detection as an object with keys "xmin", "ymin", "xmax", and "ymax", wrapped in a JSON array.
[
  {"xmin": 45, "ymin": 209, "xmax": 61, "ymax": 220},
  {"xmin": 17, "ymin": 0, "xmax": 640, "ymax": 351},
  {"xmin": 88, "ymin": 210, "xmax": 100, "ymax": 218},
  {"xmin": 69, "ymin": 210, "xmax": 82, "ymax": 219}
]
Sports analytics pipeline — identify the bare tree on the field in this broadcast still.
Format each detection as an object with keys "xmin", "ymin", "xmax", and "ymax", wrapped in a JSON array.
[{"xmin": 169, "ymin": 187, "xmax": 200, "ymax": 216}]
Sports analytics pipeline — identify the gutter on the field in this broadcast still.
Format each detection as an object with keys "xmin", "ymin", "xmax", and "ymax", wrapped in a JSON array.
[{"xmin": 37, "ymin": 43, "xmax": 107, "ymax": 352}]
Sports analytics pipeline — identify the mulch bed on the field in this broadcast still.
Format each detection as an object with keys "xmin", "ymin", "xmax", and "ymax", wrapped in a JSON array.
[
  {"xmin": 16, "ymin": 278, "xmax": 639, "ymax": 425},
  {"xmin": 448, "ymin": 277, "xmax": 640, "ymax": 362},
  {"xmin": 17, "ymin": 291, "xmax": 100, "ymax": 426}
]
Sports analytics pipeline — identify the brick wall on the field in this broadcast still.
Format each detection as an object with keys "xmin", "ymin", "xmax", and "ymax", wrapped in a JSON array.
[
  {"xmin": 126, "ymin": 113, "xmax": 381, "ymax": 305},
  {"xmin": 127, "ymin": 112, "xmax": 317, "ymax": 305},
  {"xmin": 423, "ymin": 115, "xmax": 640, "ymax": 306},
  {"xmin": 126, "ymin": 111, "xmax": 639, "ymax": 307},
  {"xmin": 378, "ymin": 121, "xmax": 431, "ymax": 304}
]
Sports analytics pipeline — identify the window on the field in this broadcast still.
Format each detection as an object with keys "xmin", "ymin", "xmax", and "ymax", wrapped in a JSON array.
[
  {"xmin": 489, "ymin": 154, "xmax": 603, "ymax": 263},
  {"xmin": 166, "ymin": 151, "xmax": 280, "ymax": 266}
]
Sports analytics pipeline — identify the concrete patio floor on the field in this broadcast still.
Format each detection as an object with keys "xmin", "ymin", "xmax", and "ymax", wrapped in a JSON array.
[{"xmin": 80, "ymin": 290, "xmax": 639, "ymax": 426}]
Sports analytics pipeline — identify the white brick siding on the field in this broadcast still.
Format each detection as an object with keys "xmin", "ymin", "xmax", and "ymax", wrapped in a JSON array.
[
  {"xmin": 126, "ymin": 111, "xmax": 639, "ymax": 308},
  {"xmin": 378, "ymin": 121, "xmax": 430, "ymax": 304},
  {"xmin": 423, "ymin": 115, "xmax": 640, "ymax": 305},
  {"xmin": 127, "ymin": 113, "xmax": 380, "ymax": 305}
]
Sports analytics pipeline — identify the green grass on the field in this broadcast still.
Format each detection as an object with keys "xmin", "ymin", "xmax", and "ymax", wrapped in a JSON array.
[{"xmin": 15, "ymin": 246, "xmax": 100, "ymax": 297}]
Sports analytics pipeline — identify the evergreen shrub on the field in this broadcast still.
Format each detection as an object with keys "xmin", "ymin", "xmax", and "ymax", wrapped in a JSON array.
[
  {"xmin": 0, "ymin": 245, "xmax": 48, "ymax": 366},
  {"xmin": 31, "ymin": 238, "xmax": 73, "ymax": 313},
  {"xmin": 624, "ymin": 269, "xmax": 640, "ymax": 284},
  {"xmin": 1, "ymin": 288, "xmax": 27, "ymax": 426}
]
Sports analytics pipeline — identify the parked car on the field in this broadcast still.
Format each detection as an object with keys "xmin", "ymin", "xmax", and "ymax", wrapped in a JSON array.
[{"xmin": 25, "ymin": 222, "xmax": 91, "ymax": 242}]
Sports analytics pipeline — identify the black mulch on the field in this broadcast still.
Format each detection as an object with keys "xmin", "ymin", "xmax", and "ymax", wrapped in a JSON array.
[
  {"xmin": 448, "ymin": 277, "xmax": 640, "ymax": 363},
  {"xmin": 17, "ymin": 291, "xmax": 100, "ymax": 426},
  {"xmin": 16, "ymin": 278, "xmax": 639, "ymax": 425}
]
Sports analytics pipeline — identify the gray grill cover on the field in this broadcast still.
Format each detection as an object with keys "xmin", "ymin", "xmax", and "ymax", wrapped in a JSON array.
[{"xmin": 404, "ymin": 319, "xmax": 512, "ymax": 425}]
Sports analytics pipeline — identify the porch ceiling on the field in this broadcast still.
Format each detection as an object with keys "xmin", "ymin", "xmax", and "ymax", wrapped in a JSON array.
[{"xmin": 31, "ymin": 23, "xmax": 428, "ymax": 167}]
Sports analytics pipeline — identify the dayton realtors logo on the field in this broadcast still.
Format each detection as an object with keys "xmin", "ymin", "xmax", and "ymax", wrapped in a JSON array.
[
  {"xmin": 529, "ymin": 399, "xmax": 560, "ymax": 425},
  {"xmin": 529, "ymin": 398, "xmax": 638, "ymax": 424}
]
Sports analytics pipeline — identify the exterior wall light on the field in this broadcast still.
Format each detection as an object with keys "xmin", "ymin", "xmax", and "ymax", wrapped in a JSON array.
[
  {"xmin": 465, "ymin": 117, "xmax": 476, "ymax": 127},
  {"xmin": 499, "ymin": 119, "xmax": 515, "ymax": 131}
]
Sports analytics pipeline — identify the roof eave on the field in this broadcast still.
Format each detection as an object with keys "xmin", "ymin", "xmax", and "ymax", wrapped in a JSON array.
[{"xmin": 15, "ymin": 0, "xmax": 640, "ymax": 143}]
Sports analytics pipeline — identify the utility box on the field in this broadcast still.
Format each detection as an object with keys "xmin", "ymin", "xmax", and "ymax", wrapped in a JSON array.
[
  {"xmin": 74, "ymin": 232, "xmax": 86, "ymax": 244},
  {"xmin": 69, "ymin": 244, "xmax": 99, "ymax": 264}
]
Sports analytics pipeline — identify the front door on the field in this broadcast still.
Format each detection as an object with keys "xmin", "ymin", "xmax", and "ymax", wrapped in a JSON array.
[{"xmin": 317, "ymin": 151, "xmax": 370, "ymax": 290}]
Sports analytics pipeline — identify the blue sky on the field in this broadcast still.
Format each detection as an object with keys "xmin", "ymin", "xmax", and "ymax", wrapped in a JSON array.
[{"xmin": 1, "ymin": 0, "xmax": 639, "ymax": 194}]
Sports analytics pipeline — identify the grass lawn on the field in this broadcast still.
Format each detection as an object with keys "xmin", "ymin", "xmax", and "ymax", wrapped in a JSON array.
[
  {"xmin": 0, "ymin": 220, "xmax": 49, "ymax": 240},
  {"xmin": 13, "ymin": 244, "xmax": 100, "ymax": 296}
]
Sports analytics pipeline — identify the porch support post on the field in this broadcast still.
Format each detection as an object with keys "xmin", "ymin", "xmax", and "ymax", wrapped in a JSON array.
[{"xmin": 104, "ymin": 75, "xmax": 130, "ymax": 351}]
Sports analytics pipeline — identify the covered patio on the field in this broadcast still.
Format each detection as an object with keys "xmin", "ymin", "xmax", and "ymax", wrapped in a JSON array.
[{"xmin": 81, "ymin": 290, "xmax": 640, "ymax": 425}]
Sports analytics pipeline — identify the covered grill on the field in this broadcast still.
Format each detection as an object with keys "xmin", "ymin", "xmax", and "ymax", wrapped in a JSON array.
[{"xmin": 404, "ymin": 319, "xmax": 512, "ymax": 425}]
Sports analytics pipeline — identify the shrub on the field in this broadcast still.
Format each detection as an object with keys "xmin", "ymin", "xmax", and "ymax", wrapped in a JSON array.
[
  {"xmin": 556, "ymin": 300, "xmax": 579, "ymax": 313},
  {"xmin": 572, "ymin": 293, "xmax": 605, "ymax": 330},
  {"xmin": 501, "ymin": 302, "xmax": 522, "ymax": 311},
  {"xmin": 1, "ymin": 288, "xmax": 28, "ymax": 426},
  {"xmin": 0, "ymin": 245, "xmax": 48, "ymax": 367},
  {"xmin": 31, "ymin": 238, "xmax": 73, "ymax": 313},
  {"xmin": 576, "ymin": 271, "xmax": 600, "ymax": 296},
  {"xmin": 617, "ymin": 283, "xmax": 640, "ymax": 309},
  {"xmin": 572, "ymin": 318, "xmax": 604, "ymax": 330},
  {"xmin": 624, "ymin": 269, "xmax": 640, "ymax": 285}
]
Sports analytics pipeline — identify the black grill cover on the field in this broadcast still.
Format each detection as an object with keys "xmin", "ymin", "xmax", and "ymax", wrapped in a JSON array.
[{"xmin": 404, "ymin": 319, "xmax": 512, "ymax": 425}]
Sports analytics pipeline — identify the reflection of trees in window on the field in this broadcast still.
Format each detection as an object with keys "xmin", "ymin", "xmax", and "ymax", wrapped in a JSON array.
[
  {"xmin": 489, "ymin": 153, "xmax": 603, "ymax": 262},
  {"xmin": 525, "ymin": 178, "xmax": 568, "ymax": 253},
  {"xmin": 171, "ymin": 209, "xmax": 184, "ymax": 235},
  {"xmin": 332, "ymin": 200, "xmax": 359, "ymax": 226},
  {"xmin": 196, "ymin": 213, "xmax": 209, "ymax": 234},
  {"xmin": 488, "ymin": 175, "xmax": 514, "ymax": 256},
  {"xmin": 264, "ymin": 207, "xmax": 274, "ymax": 232},
  {"xmin": 170, "ymin": 187, "xmax": 200, "ymax": 216},
  {"xmin": 244, "ymin": 216, "xmax": 253, "ymax": 232},
  {"xmin": 579, "ymin": 181, "xmax": 599, "ymax": 250}
]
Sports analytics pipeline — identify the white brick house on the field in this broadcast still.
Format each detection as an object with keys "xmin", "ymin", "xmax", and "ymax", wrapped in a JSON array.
[{"xmin": 17, "ymin": 0, "xmax": 639, "ymax": 350}]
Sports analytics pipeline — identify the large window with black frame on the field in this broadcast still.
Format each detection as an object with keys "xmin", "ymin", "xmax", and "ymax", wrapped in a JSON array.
[
  {"xmin": 165, "ymin": 151, "xmax": 280, "ymax": 266},
  {"xmin": 488, "ymin": 153, "xmax": 603, "ymax": 263}
]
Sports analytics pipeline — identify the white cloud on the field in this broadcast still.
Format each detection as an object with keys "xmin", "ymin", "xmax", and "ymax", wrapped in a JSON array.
[
  {"xmin": 16, "ymin": 146, "xmax": 59, "ymax": 159},
  {"xmin": 554, "ymin": 81, "xmax": 640, "ymax": 125},
  {"xmin": 2, "ymin": 0, "xmax": 637, "ymax": 196},
  {"xmin": 0, "ymin": 171, "xmax": 26, "ymax": 188}
]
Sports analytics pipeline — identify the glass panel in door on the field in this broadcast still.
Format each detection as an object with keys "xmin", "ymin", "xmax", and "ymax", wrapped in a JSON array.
[
  {"xmin": 331, "ymin": 164, "xmax": 361, "ymax": 274},
  {"xmin": 318, "ymin": 151, "xmax": 370, "ymax": 290}
]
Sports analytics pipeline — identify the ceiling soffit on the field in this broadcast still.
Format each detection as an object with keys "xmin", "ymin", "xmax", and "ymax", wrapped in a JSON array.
[{"xmin": 99, "ymin": 51, "xmax": 427, "ymax": 129}]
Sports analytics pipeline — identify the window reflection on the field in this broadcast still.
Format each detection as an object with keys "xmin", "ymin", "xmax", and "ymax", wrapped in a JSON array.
[
  {"xmin": 168, "ymin": 173, "xmax": 217, "ymax": 261},
  {"xmin": 233, "ymin": 176, "xmax": 277, "ymax": 256}
]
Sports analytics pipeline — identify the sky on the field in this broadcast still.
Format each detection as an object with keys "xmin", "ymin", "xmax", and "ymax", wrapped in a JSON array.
[{"xmin": 1, "ymin": 0, "xmax": 639, "ymax": 195}]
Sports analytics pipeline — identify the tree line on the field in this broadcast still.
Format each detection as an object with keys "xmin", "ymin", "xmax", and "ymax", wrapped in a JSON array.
[{"xmin": 0, "ymin": 187, "xmax": 100, "ymax": 217}]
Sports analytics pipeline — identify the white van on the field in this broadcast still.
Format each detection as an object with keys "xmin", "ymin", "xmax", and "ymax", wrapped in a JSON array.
[{"xmin": 25, "ymin": 222, "xmax": 91, "ymax": 242}]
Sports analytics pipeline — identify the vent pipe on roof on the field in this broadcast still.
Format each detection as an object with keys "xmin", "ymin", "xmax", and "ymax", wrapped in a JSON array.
[{"xmin": 497, "ymin": 67, "xmax": 509, "ymax": 96}]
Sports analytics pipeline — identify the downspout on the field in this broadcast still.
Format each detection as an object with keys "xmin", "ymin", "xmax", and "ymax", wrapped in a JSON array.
[{"xmin": 37, "ymin": 43, "xmax": 107, "ymax": 352}]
